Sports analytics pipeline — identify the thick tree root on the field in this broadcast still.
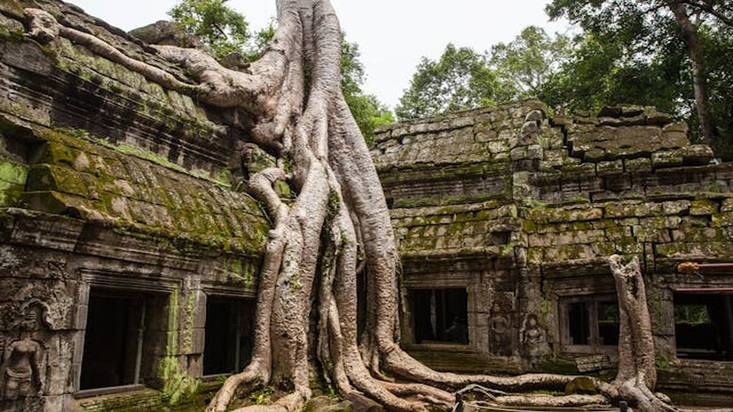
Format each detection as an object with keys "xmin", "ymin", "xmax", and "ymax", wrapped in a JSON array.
[
  {"xmin": 455, "ymin": 384, "xmax": 507, "ymax": 399},
  {"xmin": 493, "ymin": 394, "xmax": 610, "ymax": 408},
  {"xmin": 607, "ymin": 256, "xmax": 678, "ymax": 412},
  {"xmin": 23, "ymin": 4, "xmax": 678, "ymax": 412},
  {"xmin": 383, "ymin": 346, "xmax": 579, "ymax": 392}
]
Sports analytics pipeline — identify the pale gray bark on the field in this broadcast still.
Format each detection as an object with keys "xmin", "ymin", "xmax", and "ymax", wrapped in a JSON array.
[{"xmin": 608, "ymin": 255, "xmax": 677, "ymax": 412}]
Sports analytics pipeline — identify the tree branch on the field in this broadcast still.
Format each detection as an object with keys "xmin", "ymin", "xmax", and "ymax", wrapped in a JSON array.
[{"xmin": 669, "ymin": 0, "xmax": 733, "ymax": 26}]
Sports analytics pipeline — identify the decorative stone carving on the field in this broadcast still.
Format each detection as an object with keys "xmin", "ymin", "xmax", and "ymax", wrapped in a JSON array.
[
  {"xmin": 1, "ymin": 302, "xmax": 47, "ymax": 400},
  {"xmin": 0, "ymin": 247, "xmax": 23, "ymax": 273},
  {"xmin": 488, "ymin": 302, "xmax": 512, "ymax": 357},
  {"xmin": 1, "ymin": 283, "xmax": 73, "ymax": 332},
  {"xmin": 0, "ymin": 248, "xmax": 69, "ymax": 280},
  {"xmin": 520, "ymin": 314, "xmax": 544, "ymax": 369}
]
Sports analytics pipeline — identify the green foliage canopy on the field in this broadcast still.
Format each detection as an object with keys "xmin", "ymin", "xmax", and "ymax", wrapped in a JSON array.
[
  {"xmin": 341, "ymin": 40, "xmax": 394, "ymax": 145},
  {"xmin": 396, "ymin": 31, "xmax": 573, "ymax": 121},
  {"xmin": 169, "ymin": 0, "xmax": 252, "ymax": 59},
  {"xmin": 395, "ymin": 44, "xmax": 501, "ymax": 121},
  {"xmin": 490, "ymin": 26, "xmax": 572, "ymax": 100},
  {"xmin": 547, "ymin": 0, "xmax": 733, "ymax": 156}
]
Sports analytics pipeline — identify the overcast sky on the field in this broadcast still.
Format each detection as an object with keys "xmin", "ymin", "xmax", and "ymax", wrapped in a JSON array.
[{"xmin": 66, "ymin": 0, "xmax": 569, "ymax": 109}]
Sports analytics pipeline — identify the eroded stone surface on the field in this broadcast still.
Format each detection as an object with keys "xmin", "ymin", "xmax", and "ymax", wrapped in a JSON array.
[
  {"xmin": 374, "ymin": 102, "xmax": 733, "ymax": 404},
  {"xmin": 0, "ymin": 3, "xmax": 268, "ymax": 411}
]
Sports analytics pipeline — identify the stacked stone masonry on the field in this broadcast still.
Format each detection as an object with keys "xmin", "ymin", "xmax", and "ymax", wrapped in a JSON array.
[
  {"xmin": 0, "ymin": 1, "xmax": 268, "ymax": 411},
  {"xmin": 0, "ymin": 0, "xmax": 732, "ymax": 411},
  {"xmin": 372, "ymin": 101, "xmax": 733, "ymax": 406}
]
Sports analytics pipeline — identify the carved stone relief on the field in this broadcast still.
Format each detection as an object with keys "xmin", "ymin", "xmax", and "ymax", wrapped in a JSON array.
[
  {"xmin": 0, "ymin": 247, "xmax": 69, "ymax": 280},
  {"xmin": 520, "ymin": 313, "xmax": 545, "ymax": 369},
  {"xmin": 488, "ymin": 293, "xmax": 515, "ymax": 357},
  {"xmin": 0, "ymin": 282, "xmax": 74, "ymax": 332},
  {"xmin": 1, "ymin": 301, "xmax": 48, "ymax": 400}
]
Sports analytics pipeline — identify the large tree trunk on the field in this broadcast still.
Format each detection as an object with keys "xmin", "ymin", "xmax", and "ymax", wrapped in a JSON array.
[
  {"xmin": 25, "ymin": 3, "xmax": 677, "ymax": 411},
  {"xmin": 607, "ymin": 256, "xmax": 677, "ymax": 412},
  {"xmin": 669, "ymin": 1, "xmax": 719, "ymax": 144}
]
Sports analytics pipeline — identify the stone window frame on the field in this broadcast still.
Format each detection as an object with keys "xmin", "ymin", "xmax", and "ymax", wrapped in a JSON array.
[
  {"xmin": 201, "ymin": 294, "xmax": 257, "ymax": 377},
  {"xmin": 558, "ymin": 294, "xmax": 619, "ymax": 355},
  {"xmin": 671, "ymin": 288, "xmax": 733, "ymax": 362},
  {"xmin": 73, "ymin": 269, "xmax": 183, "ymax": 397},
  {"xmin": 406, "ymin": 287, "xmax": 470, "ymax": 346},
  {"xmin": 401, "ymin": 277, "xmax": 473, "ymax": 348}
]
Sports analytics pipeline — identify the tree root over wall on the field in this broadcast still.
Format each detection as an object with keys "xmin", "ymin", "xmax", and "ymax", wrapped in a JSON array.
[{"xmin": 24, "ymin": 4, "xmax": 677, "ymax": 411}]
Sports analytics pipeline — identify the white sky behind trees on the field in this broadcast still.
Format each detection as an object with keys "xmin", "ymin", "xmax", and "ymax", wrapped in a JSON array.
[{"xmin": 66, "ymin": 0, "xmax": 569, "ymax": 108}]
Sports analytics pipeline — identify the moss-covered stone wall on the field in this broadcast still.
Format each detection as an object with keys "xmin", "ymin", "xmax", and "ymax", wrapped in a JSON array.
[
  {"xmin": 0, "ymin": 3, "xmax": 270, "ymax": 411},
  {"xmin": 375, "ymin": 101, "xmax": 733, "ymax": 404}
]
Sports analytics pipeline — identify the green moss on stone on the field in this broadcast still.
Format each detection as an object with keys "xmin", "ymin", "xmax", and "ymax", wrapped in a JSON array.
[
  {"xmin": 160, "ymin": 289, "xmax": 200, "ymax": 406},
  {"xmin": 20, "ymin": 127, "xmax": 271, "ymax": 256},
  {"xmin": 0, "ymin": 159, "xmax": 27, "ymax": 207}
]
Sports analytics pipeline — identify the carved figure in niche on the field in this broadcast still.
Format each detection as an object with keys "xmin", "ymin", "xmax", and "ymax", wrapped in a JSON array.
[
  {"xmin": 1, "ymin": 302, "xmax": 46, "ymax": 400},
  {"xmin": 488, "ymin": 302, "xmax": 512, "ymax": 356},
  {"xmin": 521, "ymin": 314, "xmax": 545, "ymax": 369}
]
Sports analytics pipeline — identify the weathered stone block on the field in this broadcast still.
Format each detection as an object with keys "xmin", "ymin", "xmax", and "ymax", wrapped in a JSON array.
[
  {"xmin": 475, "ymin": 127, "xmax": 498, "ymax": 142},
  {"xmin": 661, "ymin": 131, "xmax": 688, "ymax": 149},
  {"xmin": 662, "ymin": 122, "xmax": 688, "ymax": 133},
  {"xmin": 679, "ymin": 144, "xmax": 715, "ymax": 165},
  {"xmin": 543, "ymin": 128, "xmax": 564, "ymax": 150},
  {"xmin": 722, "ymin": 198, "xmax": 733, "ymax": 213},
  {"xmin": 597, "ymin": 160, "xmax": 623, "ymax": 175},
  {"xmin": 624, "ymin": 157, "xmax": 652, "ymax": 173},
  {"xmin": 605, "ymin": 202, "xmax": 662, "ymax": 218},
  {"xmin": 487, "ymin": 139, "xmax": 508, "ymax": 154},
  {"xmin": 450, "ymin": 116, "xmax": 475, "ymax": 129},
  {"xmin": 527, "ymin": 248, "xmax": 543, "ymax": 264},
  {"xmin": 526, "ymin": 144, "xmax": 543, "ymax": 160},
  {"xmin": 598, "ymin": 117, "xmax": 623, "ymax": 127},
  {"xmin": 525, "ymin": 110, "xmax": 544, "ymax": 123},
  {"xmin": 662, "ymin": 200, "xmax": 691, "ymax": 215},
  {"xmin": 528, "ymin": 206, "xmax": 603, "ymax": 224},
  {"xmin": 714, "ymin": 212, "xmax": 733, "ymax": 227},
  {"xmin": 511, "ymin": 146, "xmax": 528, "ymax": 160},
  {"xmin": 543, "ymin": 243, "xmax": 596, "ymax": 261},
  {"xmin": 652, "ymin": 150, "xmax": 684, "ymax": 168},
  {"xmin": 690, "ymin": 199, "xmax": 717, "ymax": 216},
  {"xmin": 583, "ymin": 148, "xmax": 606, "ymax": 162},
  {"xmin": 528, "ymin": 229, "xmax": 605, "ymax": 247}
]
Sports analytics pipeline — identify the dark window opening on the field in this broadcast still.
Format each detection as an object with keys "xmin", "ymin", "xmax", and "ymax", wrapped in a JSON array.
[
  {"xmin": 410, "ymin": 288, "xmax": 468, "ymax": 344},
  {"xmin": 675, "ymin": 293, "xmax": 733, "ymax": 361},
  {"xmin": 597, "ymin": 302, "xmax": 620, "ymax": 346},
  {"xmin": 204, "ymin": 298, "xmax": 255, "ymax": 376},
  {"xmin": 561, "ymin": 295, "xmax": 619, "ymax": 353},
  {"xmin": 80, "ymin": 289, "xmax": 151, "ymax": 390},
  {"xmin": 568, "ymin": 302, "xmax": 590, "ymax": 345}
]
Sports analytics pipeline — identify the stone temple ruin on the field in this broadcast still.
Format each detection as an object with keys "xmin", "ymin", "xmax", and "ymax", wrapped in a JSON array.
[{"xmin": 0, "ymin": 1, "xmax": 732, "ymax": 411}]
